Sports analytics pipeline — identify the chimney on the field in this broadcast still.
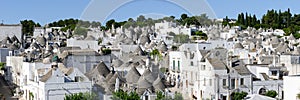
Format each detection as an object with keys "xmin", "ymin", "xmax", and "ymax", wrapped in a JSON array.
[{"xmin": 51, "ymin": 62, "xmax": 58, "ymax": 70}]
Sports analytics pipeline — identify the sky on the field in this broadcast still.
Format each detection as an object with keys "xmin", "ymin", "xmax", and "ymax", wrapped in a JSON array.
[{"xmin": 1, "ymin": 0, "xmax": 300, "ymax": 25}]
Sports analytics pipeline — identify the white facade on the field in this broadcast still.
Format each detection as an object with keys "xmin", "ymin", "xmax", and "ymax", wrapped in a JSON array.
[
  {"xmin": 62, "ymin": 51, "xmax": 111, "ymax": 73},
  {"xmin": 67, "ymin": 38, "xmax": 99, "ymax": 51},
  {"xmin": 155, "ymin": 21, "xmax": 192, "ymax": 36},
  {"xmin": 220, "ymin": 29, "xmax": 236, "ymax": 40},
  {"xmin": 283, "ymin": 75, "xmax": 300, "ymax": 100},
  {"xmin": 33, "ymin": 27, "xmax": 45, "ymax": 37},
  {"xmin": 5, "ymin": 56, "xmax": 24, "ymax": 85},
  {"xmin": 22, "ymin": 67, "xmax": 91, "ymax": 100},
  {"xmin": 169, "ymin": 51, "xmax": 183, "ymax": 74},
  {"xmin": 246, "ymin": 64, "xmax": 281, "ymax": 80},
  {"xmin": 280, "ymin": 54, "xmax": 300, "ymax": 75}
]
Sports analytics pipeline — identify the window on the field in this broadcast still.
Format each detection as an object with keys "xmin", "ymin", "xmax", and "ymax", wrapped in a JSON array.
[
  {"xmin": 178, "ymin": 61, "xmax": 180, "ymax": 70},
  {"xmin": 222, "ymin": 79, "xmax": 226, "ymax": 86},
  {"xmin": 240, "ymin": 78, "xmax": 244, "ymax": 85},
  {"xmin": 186, "ymin": 80, "xmax": 188, "ymax": 88},
  {"xmin": 271, "ymin": 71, "xmax": 277, "ymax": 76},
  {"xmin": 231, "ymin": 79, "xmax": 235, "ymax": 89},
  {"xmin": 9, "ymin": 51, "xmax": 12, "ymax": 56},
  {"xmin": 209, "ymin": 79, "xmax": 212, "ymax": 86},
  {"xmin": 201, "ymin": 65, "xmax": 206, "ymax": 70},
  {"xmin": 75, "ymin": 76, "xmax": 81, "ymax": 82},
  {"xmin": 203, "ymin": 78, "xmax": 206, "ymax": 86},
  {"xmin": 173, "ymin": 60, "xmax": 175, "ymax": 70},
  {"xmin": 191, "ymin": 72, "xmax": 193, "ymax": 82},
  {"xmin": 190, "ymin": 61, "xmax": 194, "ymax": 66}
]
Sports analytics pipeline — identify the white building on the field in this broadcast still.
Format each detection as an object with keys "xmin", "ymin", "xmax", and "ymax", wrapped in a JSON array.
[
  {"xmin": 22, "ymin": 63, "xmax": 91, "ymax": 100},
  {"xmin": 59, "ymin": 49, "xmax": 111, "ymax": 73},
  {"xmin": 155, "ymin": 21, "xmax": 192, "ymax": 36},
  {"xmin": 246, "ymin": 64, "xmax": 282, "ymax": 80},
  {"xmin": 220, "ymin": 29, "xmax": 236, "ymax": 40},
  {"xmin": 283, "ymin": 75, "xmax": 300, "ymax": 100},
  {"xmin": 66, "ymin": 37, "xmax": 99, "ymax": 51},
  {"xmin": 33, "ymin": 27, "xmax": 45, "ymax": 37},
  {"xmin": 280, "ymin": 54, "xmax": 300, "ymax": 75}
]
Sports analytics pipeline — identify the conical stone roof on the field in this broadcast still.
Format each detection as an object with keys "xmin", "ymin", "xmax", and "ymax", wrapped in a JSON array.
[
  {"xmin": 36, "ymin": 36, "xmax": 47, "ymax": 46},
  {"xmin": 111, "ymin": 58, "xmax": 123, "ymax": 67},
  {"xmin": 125, "ymin": 66, "xmax": 141, "ymax": 84},
  {"xmin": 234, "ymin": 42, "xmax": 244, "ymax": 49},
  {"xmin": 134, "ymin": 46, "xmax": 145, "ymax": 55},
  {"xmin": 153, "ymin": 75, "xmax": 165, "ymax": 91},
  {"xmin": 137, "ymin": 76, "xmax": 152, "ymax": 89},
  {"xmin": 142, "ymin": 69, "xmax": 155, "ymax": 83},
  {"xmin": 85, "ymin": 35, "xmax": 96, "ymax": 40},
  {"xmin": 85, "ymin": 61, "xmax": 110, "ymax": 79}
]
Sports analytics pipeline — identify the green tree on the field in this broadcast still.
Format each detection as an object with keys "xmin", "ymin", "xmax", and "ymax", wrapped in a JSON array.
[
  {"xmin": 91, "ymin": 21, "xmax": 101, "ymax": 28},
  {"xmin": 265, "ymin": 90, "xmax": 278, "ymax": 98},
  {"xmin": 111, "ymin": 89, "xmax": 140, "ymax": 100},
  {"xmin": 98, "ymin": 38, "xmax": 102, "ymax": 45},
  {"xmin": 64, "ymin": 92, "xmax": 97, "ymax": 100},
  {"xmin": 101, "ymin": 48, "xmax": 111, "ymax": 55},
  {"xmin": 73, "ymin": 27, "xmax": 88, "ymax": 37},
  {"xmin": 156, "ymin": 91, "xmax": 165, "ymax": 100},
  {"xmin": 127, "ymin": 92, "xmax": 139, "ymax": 100},
  {"xmin": 170, "ymin": 16, "xmax": 175, "ymax": 19},
  {"xmin": 47, "ymin": 19, "xmax": 101, "ymax": 32},
  {"xmin": 137, "ymin": 15, "xmax": 146, "ymax": 22},
  {"xmin": 174, "ymin": 93, "xmax": 183, "ymax": 100},
  {"xmin": 106, "ymin": 19, "xmax": 116, "ymax": 29},
  {"xmin": 193, "ymin": 31, "xmax": 208, "ymax": 40},
  {"xmin": 150, "ymin": 49, "xmax": 163, "ymax": 60},
  {"xmin": 21, "ymin": 20, "xmax": 40, "ymax": 36},
  {"xmin": 29, "ymin": 92, "xmax": 34, "ymax": 100},
  {"xmin": 0, "ymin": 63, "xmax": 5, "ymax": 70},
  {"xmin": 181, "ymin": 14, "xmax": 188, "ymax": 20},
  {"xmin": 150, "ymin": 49, "xmax": 160, "ymax": 56},
  {"xmin": 184, "ymin": 16, "xmax": 200, "ymax": 26},
  {"xmin": 231, "ymin": 91, "xmax": 248, "ymax": 100},
  {"xmin": 222, "ymin": 16, "xmax": 230, "ymax": 26},
  {"xmin": 174, "ymin": 34, "xmax": 189, "ymax": 43}
]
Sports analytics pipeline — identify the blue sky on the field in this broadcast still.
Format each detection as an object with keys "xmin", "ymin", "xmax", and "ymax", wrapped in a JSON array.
[{"xmin": 1, "ymin": 0, "xmax": 300, "ymax": 25}]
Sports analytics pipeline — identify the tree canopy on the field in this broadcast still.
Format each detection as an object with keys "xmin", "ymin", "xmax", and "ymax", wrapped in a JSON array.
[
  {"xmin": 174, "ymin": 34, "xmax": 190, "ymax": 43},
  {"xmin": 111, "ymin": 89, "xmax": 140, "ymax": 100},
  {"xmin": 225, "ymin": 8, "xmax": 300, "ymax": 38},
  {"xmin": 231, "ymin": 91, "xmax": 248, "ymax": 100},
  {"xmin": 64, "ymin": 92, "xmax": 97, "ymax": 100},
  {"xmin": 265, "ymin": 90, "xmax": 278, "ymax": 98},
  {"xmin": 20, "ymin": 20, "xmax": 41, "ymax": 36}
]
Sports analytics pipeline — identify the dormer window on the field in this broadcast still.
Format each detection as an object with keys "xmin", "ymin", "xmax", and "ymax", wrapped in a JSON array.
[
  {"xmin": 74, "ymin": 76, "xmax": 82, "ymax": 82},
  {"xmin": 271, "ymin": 71, "xmax": 278, "ymax": 76}
]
